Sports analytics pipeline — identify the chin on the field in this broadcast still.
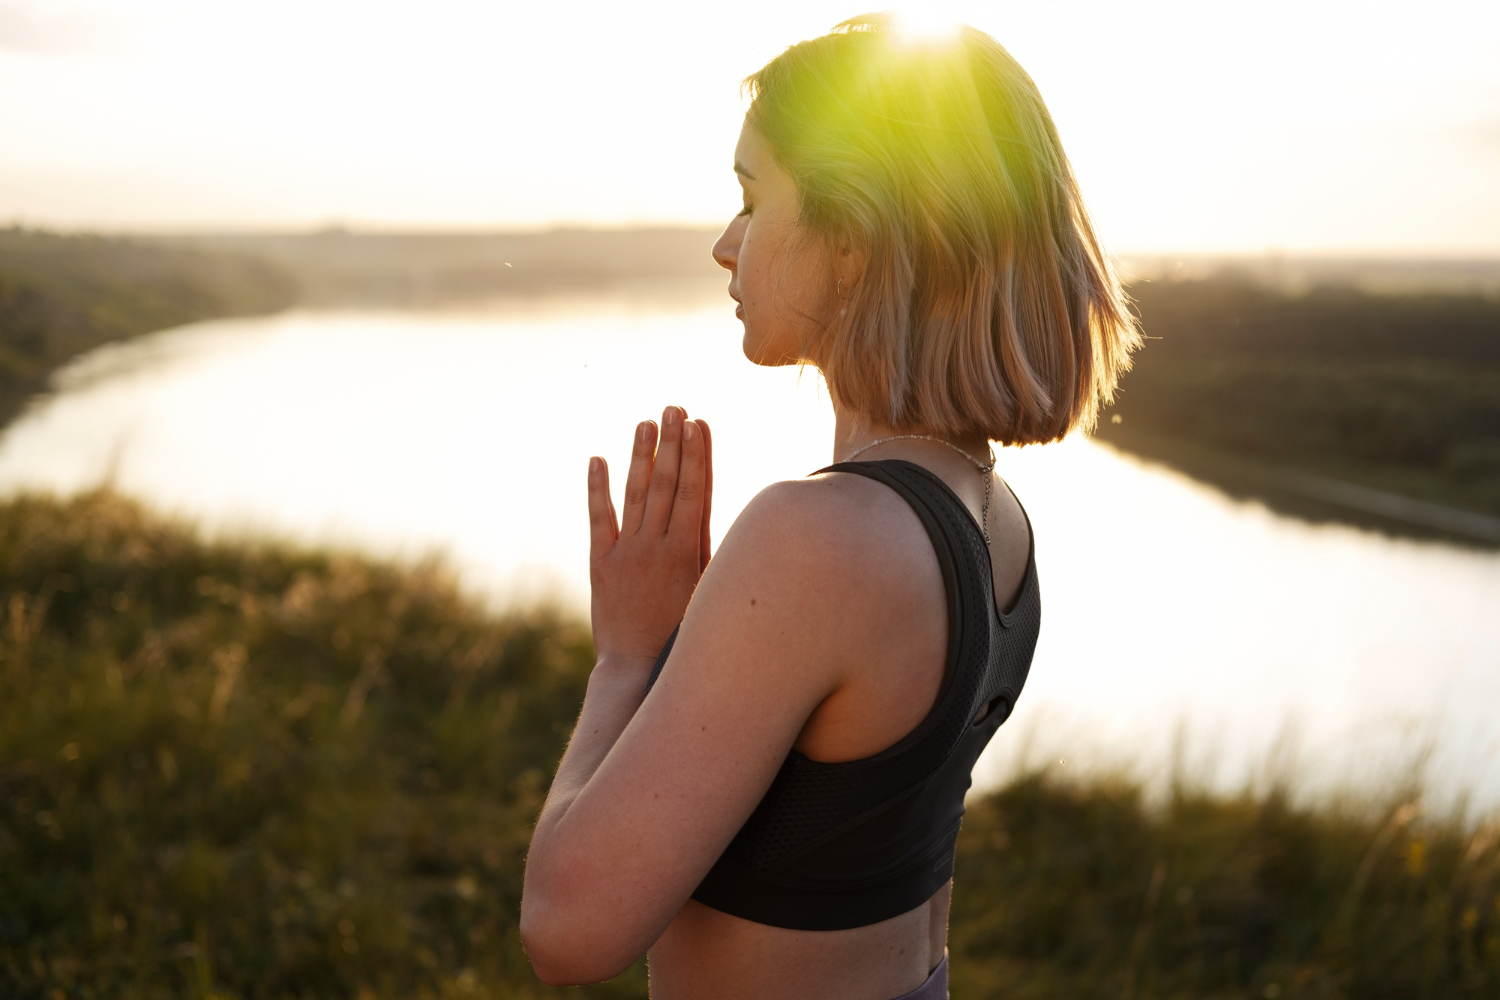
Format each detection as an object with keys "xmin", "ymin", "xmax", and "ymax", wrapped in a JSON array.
[
  {"xmin": 741, "ymin": 326, "xmax": 802, "ymax": 368},
  {"xmin": 742, "ymin": 342, "xmax": 800, "ymax": 368}
]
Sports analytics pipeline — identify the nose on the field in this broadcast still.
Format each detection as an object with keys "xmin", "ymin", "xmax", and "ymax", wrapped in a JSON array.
[{"xmin": 712, "ymin": 217, "xmax": 743, "ymax": 273}]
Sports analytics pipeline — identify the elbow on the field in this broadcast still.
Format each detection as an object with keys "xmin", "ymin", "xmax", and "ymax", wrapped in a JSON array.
[{"xmin": 520, "ymin": 892, "xmax": 640, "ymax": 986}]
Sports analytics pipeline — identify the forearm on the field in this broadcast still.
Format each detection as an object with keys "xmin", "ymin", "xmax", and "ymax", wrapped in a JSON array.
[
  {"xmin": 523, "ymin": 409, "xmax": 710, "ymax": 982},
  {"xmin": 530, "ymin": 656, "xmax": 653, "ymax": 851},
  {"xmin": 522, "ymin": 657, "xmax": 658, "ymax": 982}
]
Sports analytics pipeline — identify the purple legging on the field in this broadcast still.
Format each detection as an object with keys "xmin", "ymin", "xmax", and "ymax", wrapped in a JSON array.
[{"xmin": 889, "ymin": 954, "xmax": 948, "ymax": 1000}]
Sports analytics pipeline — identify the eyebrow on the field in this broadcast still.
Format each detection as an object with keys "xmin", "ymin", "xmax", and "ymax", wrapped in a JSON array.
[{"xmin": 733, "ymin": 160, "xmax": 756, "ymax": 180}]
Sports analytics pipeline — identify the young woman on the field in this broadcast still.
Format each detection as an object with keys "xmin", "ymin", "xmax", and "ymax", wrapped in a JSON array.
[{"xmin": 521, "ymin": 16, "xmax": 1137, "ymax": 999}]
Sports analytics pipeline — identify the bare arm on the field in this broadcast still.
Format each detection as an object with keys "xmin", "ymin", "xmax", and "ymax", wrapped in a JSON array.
[
  {"xmin": 520, "ymin": 414, "xmax": 881, "ymax": 984},
  {"xmin": 522, "ymin": 404, "xmax": 732, "ymax": 982},
  {"xmin": 530, "ymin": 408, "xmax": 710, "ymax": 828}
]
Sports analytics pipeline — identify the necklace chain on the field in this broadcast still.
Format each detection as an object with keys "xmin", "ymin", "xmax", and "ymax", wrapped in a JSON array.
[{"xmin": 841, "ymin": 434, "xmax": 997, "ymax": 546}]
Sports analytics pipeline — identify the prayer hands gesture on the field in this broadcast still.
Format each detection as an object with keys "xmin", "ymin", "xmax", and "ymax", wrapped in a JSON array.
[{"xmin": 587, "ymin": 406, "xmax": 712, "ymax": 671}]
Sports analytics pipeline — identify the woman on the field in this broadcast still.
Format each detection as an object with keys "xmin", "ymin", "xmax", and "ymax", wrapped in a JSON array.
[{"xmin": 521, "ymin": 15, "xmax": 1137, "ymax": 999}]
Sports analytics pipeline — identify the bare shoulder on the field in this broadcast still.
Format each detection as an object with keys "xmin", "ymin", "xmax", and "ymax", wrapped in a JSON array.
[
  {"xmin": 695, "ymin": 473, "xmax": 940, "ymax": 631},
  {"xmin": 726, "ymin": 472, "xmax": 932, "ymax": 564}
]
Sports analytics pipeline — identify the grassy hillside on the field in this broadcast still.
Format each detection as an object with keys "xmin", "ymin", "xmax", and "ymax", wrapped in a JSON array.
[
  {"xmin": 0, "ymin": 228, "xmax": 295, "ymax": 426},
  {"xmin": 952, "ymin": 778, "xmax": 1500, "ymax": 999},
  {"xmin": 1096, "ymin": 279, "xmax": 1500, "ymax": 528},
  {"xmin": 3, "ymin": 494, "xmax": 1496, "ymax": 998},
  {"xmin": 0, "ymin": 492, "xmax": 617, "ymax": 999}
]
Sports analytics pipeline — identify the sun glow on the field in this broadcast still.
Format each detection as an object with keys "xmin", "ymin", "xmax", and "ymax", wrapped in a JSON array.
[
  {"xmin": 890, "ymin": 6, "xmax": 964, "ymax": 46},
  {"xmin": 0, "ymin": 0, "xmax": 1496, "ymax": 251}
]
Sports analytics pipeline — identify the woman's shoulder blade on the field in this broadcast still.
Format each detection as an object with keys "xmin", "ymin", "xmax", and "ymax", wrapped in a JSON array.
[
  {"xmin": 703, "ymin": 474, "xmax": 942, "ymax": 618},
  {"xmin": 671, "ymin": 473, "xmax": 946, "ymax": 718},
  {"xmin": 731, "ymin": 473, "xmax": 931, "ymax": 554}
]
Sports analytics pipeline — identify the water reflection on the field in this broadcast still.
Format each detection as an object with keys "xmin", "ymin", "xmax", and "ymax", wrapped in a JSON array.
[{"xmin": 1, "ymin": 297, "xmax": 1496, "ymax": 812}]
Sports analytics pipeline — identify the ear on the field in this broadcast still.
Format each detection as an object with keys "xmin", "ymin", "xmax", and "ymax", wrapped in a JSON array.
[{"xmin": 834, "ymin": 239, "xmax": 869, "ymax": 295}]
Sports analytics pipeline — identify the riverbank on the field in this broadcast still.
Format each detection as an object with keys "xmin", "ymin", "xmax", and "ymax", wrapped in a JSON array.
[
  {"xmin": 1095, "ymin": 278, "xmax": 1500, "ymax": 543},
  {"xmin": 9, "ymin": 228, "xmax": 1496, "ymax": 546},
  {"xmin": 3, "ymin": 493, "xmax": 1495, "ymax": 998},
  {"xmin": 1093, "ymin": 427, "xmax": 1500, "ymax": 546},
  {"xmin": 0, "ymin": 228, "xmax": 295, "ymax": 428}
]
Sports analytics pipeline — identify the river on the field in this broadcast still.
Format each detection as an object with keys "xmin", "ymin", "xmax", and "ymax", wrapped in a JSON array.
[{"xmin": 2, "ymin": 288, "xmax": 1497, "ymax": 813}]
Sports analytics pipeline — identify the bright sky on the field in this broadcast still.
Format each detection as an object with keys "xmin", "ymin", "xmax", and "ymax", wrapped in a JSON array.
[{"xmin": 2, "ymin": 0, "xmax": 1497, "ymax": 252}]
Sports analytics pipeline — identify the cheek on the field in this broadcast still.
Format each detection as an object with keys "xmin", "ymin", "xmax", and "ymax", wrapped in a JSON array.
[
  {"xmin": 738, "ymin": 240, "xmax": 831, "ymax": 366},
  {"xmin": 737, "ymin": 226, "xmax": 771, "ymax": 306},
  {"xmin": 735, "ymin": 232, "xmax": 775, "ymax": 329},
  {"xmin": 737, "ymin": 259, "xmax": 787, "ymax": 362}
]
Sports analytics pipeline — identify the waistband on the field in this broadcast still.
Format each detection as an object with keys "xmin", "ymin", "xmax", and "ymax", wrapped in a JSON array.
[{"xmin": 888, "ymin": 953, "xmax": 948, "ymax": 1000}]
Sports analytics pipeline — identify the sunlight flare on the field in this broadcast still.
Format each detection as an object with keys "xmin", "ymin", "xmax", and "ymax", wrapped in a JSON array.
[{"xmin": 890, "ymin": 5, "xmax": 964, "ymax": 47}]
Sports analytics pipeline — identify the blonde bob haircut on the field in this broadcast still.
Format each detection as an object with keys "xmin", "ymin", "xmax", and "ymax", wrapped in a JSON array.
[{"xmin": 745, "ymin": 14, "xmax": 1139, "ymax": 444}]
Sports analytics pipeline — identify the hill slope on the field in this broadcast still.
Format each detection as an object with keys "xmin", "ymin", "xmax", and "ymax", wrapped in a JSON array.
[
  {"xmin": 3, "ymin": 494, "xmax": 1496, "ymax": 998},
  {"xmin": 1096, "ymin": 280, "xmax": 1500, "ymax": 533},
  {"xmin": 0, "ymin": 228, "xmax": 295, "ymax": 426}
]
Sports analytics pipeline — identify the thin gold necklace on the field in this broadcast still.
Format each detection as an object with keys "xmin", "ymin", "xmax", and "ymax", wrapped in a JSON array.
[{"xmin": 841, "ymin": 434, "xmax": 997, "ymax": 546}]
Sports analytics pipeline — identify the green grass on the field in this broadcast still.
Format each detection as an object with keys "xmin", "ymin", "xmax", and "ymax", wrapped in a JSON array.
[
  {"xmin": 953, "ymin": 777, "xmax": 1499, "ymax": 999},
  {"xmin": 2, "ymin": 494, "xmax": 1497, "ymax": 998},
  {"xmin": 0, "ymin": 491, "xmax": 637, "ymax": 999}
]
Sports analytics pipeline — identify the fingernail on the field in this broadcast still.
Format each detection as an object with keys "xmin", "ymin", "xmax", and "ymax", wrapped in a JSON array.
[
  {"xmin": 639, "ymin": 422, "xmax": 652, "ymax": 442},
  {"xmin": 589, "ymin": 456, "xmax": 601, "ymax": 474},
  {"xmin": 683, "ymin": 422, "xmax": 696, "ymax": 441},
  {"xmin": 664, "ymin": 407, "xmax": 679, "ymax": 426}
]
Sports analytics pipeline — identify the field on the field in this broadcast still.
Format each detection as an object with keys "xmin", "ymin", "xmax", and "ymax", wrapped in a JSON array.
[{"xmin": 3, "ymin": 494, "xmax": 1497, "ymax": 999}]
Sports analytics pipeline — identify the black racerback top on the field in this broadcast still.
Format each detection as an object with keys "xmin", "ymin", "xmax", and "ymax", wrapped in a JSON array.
[{"xmin": 643, "ymin": 458, "xmax": 1040, "ymax": 931}]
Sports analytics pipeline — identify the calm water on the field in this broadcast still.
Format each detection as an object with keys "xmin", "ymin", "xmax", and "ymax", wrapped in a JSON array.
[{"xmin": 3, "ymin": 290, "xmax": 1497, "ymax": 811}]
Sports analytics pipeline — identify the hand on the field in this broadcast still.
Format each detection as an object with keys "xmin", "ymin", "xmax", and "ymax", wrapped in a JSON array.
[{"xmin": 587, "ymin": 406, "xmax": 713, "ymax": 670}]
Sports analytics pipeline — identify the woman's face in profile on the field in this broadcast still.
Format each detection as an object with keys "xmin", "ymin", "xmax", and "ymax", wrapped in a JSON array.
[{"xmin": 713, "ymin": 123, "xmax": 839, "ymax": 367}]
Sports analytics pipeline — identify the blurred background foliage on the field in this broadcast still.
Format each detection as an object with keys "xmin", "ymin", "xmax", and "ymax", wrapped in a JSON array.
[
  {"xmin": 953, "ymin": 777, "xmax": 1500, "ymax": 999},
  {"xmin": 2, "ymin": 493, "xmax": 1497, "ymax": 999},
  {"xmin": 0, "ymin": 492, "xmax": 635, "ymax": 999},
  {"xmin": 1097, "ymin": 280, "xmax": 1500, "ymax": 520},
  {"xmin": 0, "ymin": 229, "xmax": 295, "ymax": 426}
]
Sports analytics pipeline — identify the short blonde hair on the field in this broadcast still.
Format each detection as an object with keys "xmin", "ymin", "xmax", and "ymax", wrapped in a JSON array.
[{"xmin": 746, "ymin": 15, "xmax": 1139, "ymax": 444}]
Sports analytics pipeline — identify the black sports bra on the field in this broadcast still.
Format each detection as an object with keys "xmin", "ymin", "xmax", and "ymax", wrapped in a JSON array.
[{"xmin": 643, "ymin": 458, "xmax": 1041, "ymax": 931}]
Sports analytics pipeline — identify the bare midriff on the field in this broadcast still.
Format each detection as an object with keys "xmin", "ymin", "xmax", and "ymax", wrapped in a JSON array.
[{"xmin": 647, "ymin": 882, "xmax": 949, "ymax": 1000}]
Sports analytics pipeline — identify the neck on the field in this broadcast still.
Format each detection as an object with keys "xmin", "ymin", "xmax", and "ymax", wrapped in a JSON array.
[
  {"xmin": 831, "ymin": 406, "xmax": 896, "ymax": 465},
  {"xmin": 831, "ymin": 404, "xmax": 989, "ymax": 466}
]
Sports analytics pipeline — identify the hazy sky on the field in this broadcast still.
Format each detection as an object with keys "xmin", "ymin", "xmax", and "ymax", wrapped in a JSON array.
[{"xmin": 2, "ymin": 0, "xmax": 1497, "ymax": 252}]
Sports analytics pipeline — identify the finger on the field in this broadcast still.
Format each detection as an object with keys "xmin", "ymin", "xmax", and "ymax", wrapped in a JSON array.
[
  {"xmin": 669, "ymin": 416, "xmax": 707, "ymax": 549},
  {"xmin": 696, "ymin": 419, "xmax": 713, "ymax": 571},
  {"xmin": 587, "ymin": 456, "xmax": 618, "ymax": 562},
  {"xmin": 619, "ymin": 420, "xmax": 657, "ymax": 537},
  {"xmin": 606, "ymin": 480, "xmax": 619, "ymax": 541},
  {"xmin": 643, "ymin": 406, "xmax": 684, "ymax": 536}
]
